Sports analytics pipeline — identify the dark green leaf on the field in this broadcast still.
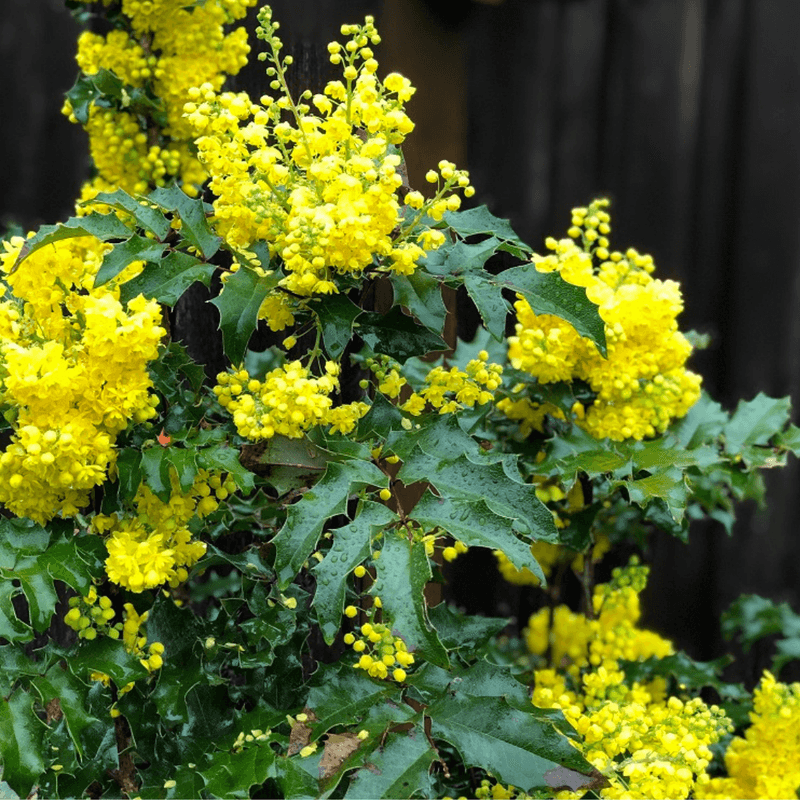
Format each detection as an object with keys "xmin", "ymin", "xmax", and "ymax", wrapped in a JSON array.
[
  {"xmin": 345, "ymin": 730, "xmax": 434, "ymax": 799},
  {"xmin": 66, "ymin": 637, "xmax": 149, "ymax": 687},
  {"xmin": 12, "ymin": 213, "xmax": 133, "ymax": 269},
  {"xmin": 140, "ymin": 445, "xmax": 172, "ymax": 501},
  {"xmin": 424, "ymin": 238, "xmax": 500, "ymax": 278},
  {"xmin": 428, "ymin": 604, "xmax": 509, "ymax": 660},
  {"xmin": 0, "ymin": 584, "xmax": 31, "ymax": 643},
  {"xmin": 358, "ymin": 306, "xmax": 447, "ymax": 362},
  {"xmin": 273, "ymin": 460, "xmax": 386, "ymax": 589},
  {"xmin": 147, "ymin": 185, "xmax": 221, "ymax": 259},
  {"xmin": 92, "ymin": 189, "xmax": 171, "ymax": 239},
  {"xmin": 410, "ymin": 491, "xmax": 546, "ymax": 584},
  {"xmin": 399, "ymin": 451, "xmax": 558, "ymax": 544},
  {"xmin": 65, "ymin": 68, "xmax": 124, "ymax": 124},
  {"xmin": 356, "ymin": 392, "xmax": 404, "ymax": 440},
  {"xmin": 616, "ymin": 467, "xmax": 688, "ymax": 523},
  {"xmin": 94, "ymin": 235, "xmax": 167, "ymax": 287},
  {"xmin": 0, "ymin": 689, "xmax": 45, "ymax": 796},
  {"xmin": 200, "ymin": 746, "xmax": 276, "ymax": 799},
  {"xmin": 463, "ymin": 274, "xmax": 508, "ymax": 340},
  {"xmin": 119, "ymin": 250, "xmax": 215, "ymax": 306},
  {"xmin": 428, "ymin": 695, "xmax": 594, "ymax": 792},
  {"xmin": 306, "ymin": 664, "xmax": 404, "ymax": 739},
  {"xmin": 313, "ymin": 502, "xmax": 397, "ymax": 643},
  {"xmin": 499, "ymin": 265, "xmax": 606, "ymax": 356},
  {"xmin": 313, "ymin": 294, "xmax": 362, "ymax": 359},
  {"xmin": 210, "ymin": 267, "xmax": 280, "ymax": 364},
  {"xmin": 196, "ymin": 443, "xmax": 255, "ymax": 493},
  {"xmin": 373, "ymin": 534, "xmax": 449, "ymax": 668},
  {"xmin": 390, "ymin": 271, "xmax": 447, "ymax": 334},
  {"xmin": 444, "ymin": 206, "xmax": 528, "ymax": 246}
]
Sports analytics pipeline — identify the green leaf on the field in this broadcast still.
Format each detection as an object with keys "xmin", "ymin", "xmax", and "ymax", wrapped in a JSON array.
[
  {"xmin": 424, "ymin": 238, "xmax": 500, "ymax": 278},
  {"xmin": 356, "ymin": 392, "xmax": 404, "ymax": 441},
  {"xmin": 463, "ymin": 274, "xmax": 508, "ymax": 340},
  {"xmin": 30, "ymin": 664, "xmax": 101, "ymax": 761},
  {"xmin": 428, "ymin": 604, "xmax": 509, "ymax": 661},
  {"xmin": 399, "ymin": 451, "xmax": 558, "ymax": 544},
  {"xmin": 210, "ymin": 267, "xmax": 280, "ymax": 364},
  {"xmin": 313, "ymin": 502, "xmax": 398, "ymax": 643},
  {"xmin": 94, "ymin": 234, "xmax": 167, "ymax": 287},
  {"xmin": 200, "ymin": 746, "xmax": 276, "ymax": 799},
  {"xmin": 91, "ymin": 189, "xmax": 171, "ymax": 239},
  {"xmin": 12, "ymin": 213, "xmax": 133, "ymax": 270},
  {"xmin": 616, "ymin": 466, "xmax": 688, "ymax": 523},
  {"xmin": 358, "ymin": 306, "xmax": 447, "ymax": 362},
  {"xmin": 373, "ymin": 533, "xmax": 449, "ymax": 668},
  {"xmin": 313, "ymin": 294, "xmax": 362, "ymax": 359},
  {"xmin": 65, "ymin": 68, "xmax": 124, "ymax": 124},
  {"xmin": 0, "ymin": 689, "xmax": 45, "ymax": 796},
  {"xmin": 65, "ymin": 638, "xmax": 149, "ymax": 687},
  {"xmin": 390, "ymin": 271, "xmax": 447, "ymax": 334},
  {"xmin": 345, "ymin": 729, "xmax": 434, "ymax": 799},
  {"xmin": 427, "ymin": 695, "xmax": 595, "ymax": 793},
  {"xmin": 0, "ymin": 524, "xmax": 104, "ymax": 636},
  {"xmin": 140, "ymin": 445, "xmax": 172, "ymax": 501},
  {"xmin": 724, "ymin": 393, "xmax": 791, "ymax": 458},
  {"xmin": 273, "ymin": 459, "xmax": 386, "ymax": 589},
  {"xmin": 499, "ymin": 265, "xmax": 606, "ymax": 356},
  {"xmin": 444, "ymin": 206, "xmax": 529, "ymax": 247},
  {"xmin": 671, "ymin": 392, "xmax": 729, "ymax": 448},
  {"xmin": 306, "ymin": 664, "xmax": 405, "ymax": 739},
  {"xmin": 119, "ymin": 250, "xmax": 216, "ymax": 306},
  {"xmin": 410, "ymin": 491, "xmax": 546, "ymax": 584},
  {"xmin": 147, "ymin": 185, "xmax": 221, "ymax": 259},
  {"xmin": 196, "ymin": 443, "xmax": 255, "ymax": 494},
  {"xmin": 274, "ymin": 755, "xmax": 320, "ymax": 800}
]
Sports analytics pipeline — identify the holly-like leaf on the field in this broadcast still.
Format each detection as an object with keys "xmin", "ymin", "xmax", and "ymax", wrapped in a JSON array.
[
  {"xmin": 0, "ymin": 688, "xmax": 46, "ymax": 797},
  {"xmin": 427, "ymin": 695, "xmax": 594, "ymax": 793},
  {"xmin": 358, "ymin": 306, "xmax": 447, "ymax": 362},
  {"xmin": 94, "ymin": 235, "xmax": 167, "ymax": 287},
  {"xmin": 390, "ymin": 271, "xmax": 447, "ymax": 334},
  {"xmin": 463, "ymin": 273, "xmax": 508, "ymax": 341},
  {"xmin": 344, "ymin": 729, "xmax": 434, "ymax": 799},
  {"xmin": 199, "ymin": 744, "xmax": 276, "ymax": 799},
  {"xmin": 0, "ymin": 522, "xmax": 105, "ymax": 636},
  {"xmin": 444, "ymin": 206, "xmax": 528, "ymax": 247},
  {"xmin": 273, "ymin": 459, "xmax": 386, "ymax": 589},
  {"xmin": 147, "ymin": 184, "xmax": 221, "ymax": 259},
  {"xmin": 91, "ymin": 189, "xmax": 171, "ymax": 239},
  {"xmin": 410, "ymin": 491, "xmax": 546, "ymax": 583},
  {"xmin": 196, "ymin": 442, "xmax": 255, "ymax": 494},
  {"xmin": 424, "ymin": 238, "xmax": 501, "ymax": 278},
  {"xmin": 499, "ymin": 265, "xmax": 606, "ymax": 356},
  {"xmin": 428, "ymin": 604, "xmax": 509, "ymax": 661},
  {"xmin": 399, "ymin": 450, "xmax": 558, "ymax": 544},
  {"xmin": 64, "ymin": 638, "xmax": 149, "ymax": 687},
  {"xmin": 64, "ymin": 68, "xmax": 124, "ymax": 124},
  {"xmin": 313, "ymin": 294, "xmax": 362, "ymax": 359},
  {"xmin": 119, "ymin": 250, "xmax": 215, "ymax": 306},
  {"xmin": 313, "ymin": 502, "xmax": 398, "ymax": 643},
  {"xmin": 11, "ymin": 213, "xmax": 133, "ymax": 270},
  {"xmin": 616, "ymin": 466, "xmax": 689, "ymax": 523},
  {"xmin": 373, "ymin": 533, "xmax": 449, "ymax": 668},
  {"xmin": 724, "ymin": 393, "xmax": 792, "ymax": 459},
  {"xmin": 306, "ymin": 664, "xmax": 405, "ymax": 739},
  {"xmin": 210, "ymin": 267, "xmax": 280, "ymax": 365}
]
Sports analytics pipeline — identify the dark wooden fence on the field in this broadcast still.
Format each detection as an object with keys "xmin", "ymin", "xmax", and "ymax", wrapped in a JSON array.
[{"xmin": 3, "ymin": 0, "xmax": 800, "ymax": 671}]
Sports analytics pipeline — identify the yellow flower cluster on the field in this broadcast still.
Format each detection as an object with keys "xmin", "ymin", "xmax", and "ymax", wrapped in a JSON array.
[
  {"xmin": 526, "ymin": 562, "xmax": 673, "ymax": 674},
  {"xmin": 696, "ymin": 671, "xmax": 800, "ymax": 800},
  {"xmin": 214, "ymin": 362, "xmax": 368, "ymax": 440},
  {"xmin": 64, "ymin": 0, "xmax": 255, "ymax": 198},
  {"xmin": 528, "ymin": 565, "xmax": 731, "ymax": 798},
  {"xmin": 0, "ymin": 235, "xmax": 163, "ymax": 523},
  {"xmin": 92, "ymin": 470, "xmax": 228, "ymax": 592},
  {"xmin": 64, "ymin": 587, "xmax": 165, "ymax": 672},
  {"xmin": 342, "ymin": 614, "xmax": 415, "ymax": 682},
  {"xmin": 505, "ymin": 200, "xmax": 701, "ymax": 441},
  {"xmin": 184, "ymin": 7, "xmax": 472, "ymax": 312},
  {"xmin": 401, "ymin": 351, "xmax": 503, "ymax": 415}
]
